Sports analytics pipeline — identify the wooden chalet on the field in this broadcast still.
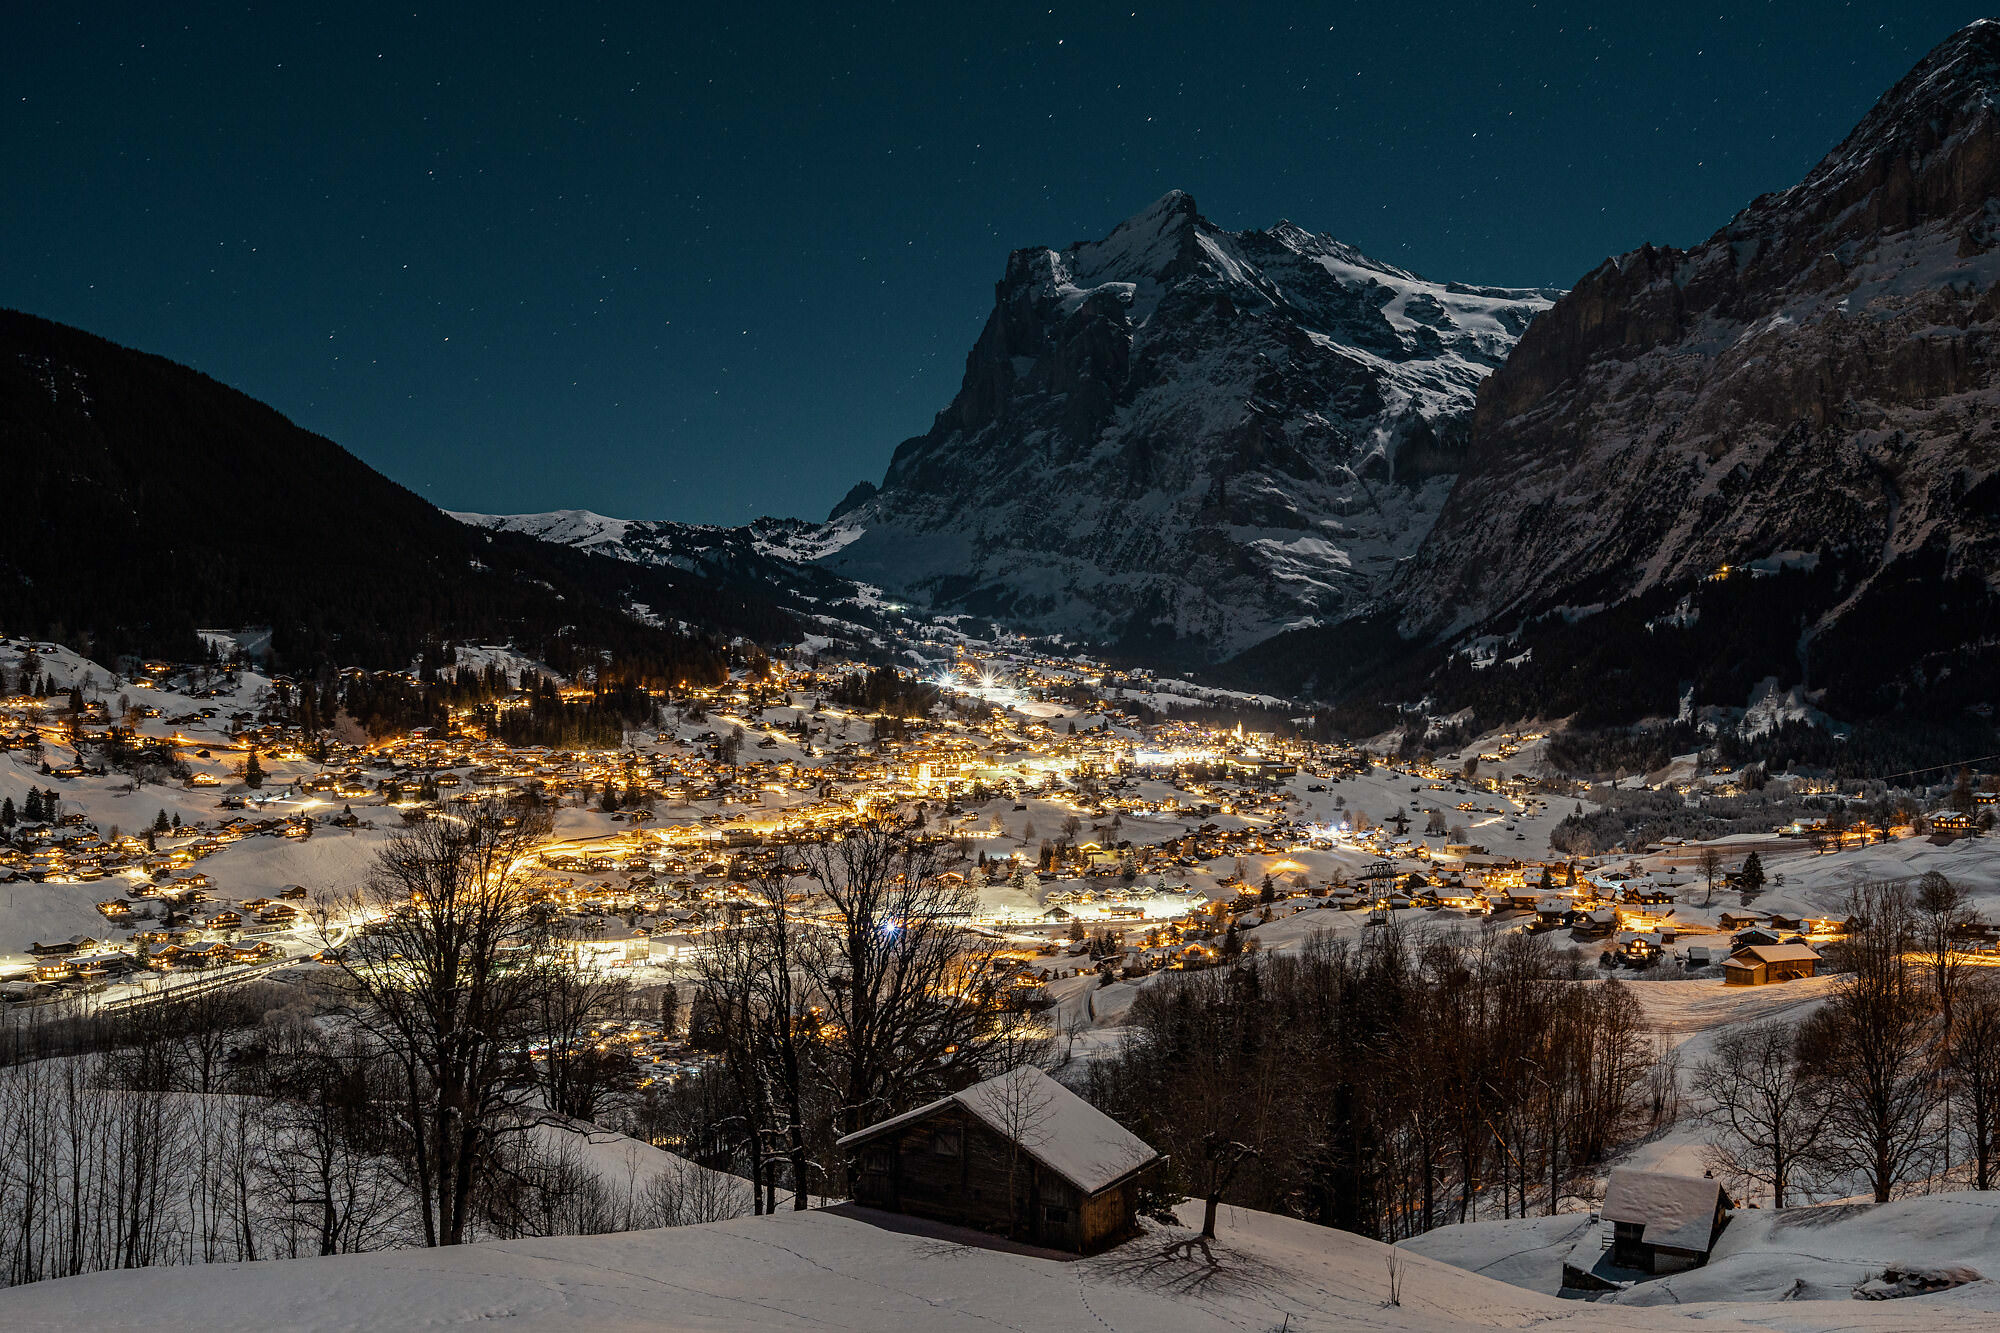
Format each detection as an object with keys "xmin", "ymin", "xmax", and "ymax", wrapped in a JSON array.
[
  {"xmin": 837, "ymin": 1066, "xmax": 1160, "ymax": 1254},
  {"xmin": 1723, "ymin": 942, "xmax": 1820, "ymax": 985}
]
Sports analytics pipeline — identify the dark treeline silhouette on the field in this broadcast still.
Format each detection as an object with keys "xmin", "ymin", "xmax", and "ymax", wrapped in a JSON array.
[
  {"xmin": 1084, "ymin": 925, "xmax": 1659, "ymax": 1241},
  {"xmin": 826, "ymin": 666, "xmax": 939, "ymax": 718},
  {"xmin": 273, "ymin": 647, "xmax": 740, "ymax": 747}
]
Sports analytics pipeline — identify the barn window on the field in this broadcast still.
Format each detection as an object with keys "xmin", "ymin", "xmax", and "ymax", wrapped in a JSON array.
[
  {"xmin": 863, "ymin": 1147, "xmax": 891, "ymax": 1172},
  {"xmin": 933, "ymin": 1128, "xmax": 963, "ymax": 1157},
  {"xmin": 1043, "ymin": 1204, "xmax": 1070, "ymax": 1224}
]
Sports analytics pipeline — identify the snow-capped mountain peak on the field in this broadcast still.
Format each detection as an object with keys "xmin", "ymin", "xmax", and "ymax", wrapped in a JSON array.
[{"xmin": 821, "ymin": 193, "xmax": 1559, "ymax": 656}]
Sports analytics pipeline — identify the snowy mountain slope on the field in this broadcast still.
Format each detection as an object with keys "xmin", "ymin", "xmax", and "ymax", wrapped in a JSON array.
[
  {"xmin": 1391, "ymin": 20, "xmax": 2000, "ymax": 714},
  {"xmin": 823, "ymin": 190, "xmax": 1559, "ymax": 657},
  {"xmin": 449, "ymin": 510, "xmax": 916, "ymax": 655},
  {"xmin": 449, "ymin": 509, "xmax": 851, "ymax": 584},
  {"xmin": 6, "ymin": 1198, "xmax": 1989, "ymax": 1333}
]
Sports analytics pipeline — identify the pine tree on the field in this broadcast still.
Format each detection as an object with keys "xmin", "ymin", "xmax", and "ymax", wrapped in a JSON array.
[
  {"xmin": 243, "ymin": 748, "xmax": 265, "ymax": 789},
  {"xmin": 1739, "ymin": 851, "xmax": 1766, "ymax": 899},
  {"xmin": 0, "ymin": 797, "xmax": 13, "ymax": 827},
  {"xmin": 151, "ymin": 809, "xmax": 171, "ymax": 834}
]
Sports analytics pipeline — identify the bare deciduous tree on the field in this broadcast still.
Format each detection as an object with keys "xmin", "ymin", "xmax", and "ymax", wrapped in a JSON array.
[
  {"xmin": 328, "ymin": 801, "xmax": 562, "ymax": 1246},
  {"xmin": 1692, "ymin": 1021, "xmax": 1832, "ymax": 1207},
  {"xmin": 797, "ymin": 823, "xmax": 998, "ymax": 1147},
  {"xmin": 1950, "ymin": 978, "xmax": 2000, "ymax": 1190},
  {"xmin": 1801, "ymin": 882, "xmax": 1942, "ymax": 1203},
  {"xmin": 1914, "ymin": 872, "xmax": 1977, "ymax": 1034},
  {"xmin": 1698, "ymin": 846, "xmax": 1723, "ymax": 906},
  {"xmin": 980, "ymin": 1062, "xmax": 1056, "ymax": 1239},
  {"xmin": 525, "ymin": 961, "xmax": 632, "ymax": 1123}
]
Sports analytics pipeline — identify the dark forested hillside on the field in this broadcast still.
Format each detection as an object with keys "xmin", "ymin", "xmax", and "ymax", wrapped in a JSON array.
[{"xmin": 0, "ymin": 309, "xmax": 795, "ymax": 670}]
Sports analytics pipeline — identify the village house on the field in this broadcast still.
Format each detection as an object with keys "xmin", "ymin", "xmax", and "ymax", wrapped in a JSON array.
[
  {"xmin": 836, "ymin": 1066, "xmax": 1160, "ymax": 1254},
  {"xmin": 1723, "ymin": 942, "xmax": 1821, "ymax": 986}
]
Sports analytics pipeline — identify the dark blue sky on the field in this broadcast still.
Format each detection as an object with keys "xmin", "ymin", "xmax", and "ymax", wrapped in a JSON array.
[{"xmin": 4, "ymin": 3, "xmax": 1982, "ymax": 524}]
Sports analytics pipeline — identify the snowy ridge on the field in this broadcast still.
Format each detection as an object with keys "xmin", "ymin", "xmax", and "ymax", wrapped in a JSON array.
[
  {"xmin": 449, "ymin": 509, "xmax": 930, "ymax": 656},
  {"xmin": 449, "ymin": 508, "xmax": 636, "ymax": 553},
  {"xmin": 453, "ymin": 509, "xmax": 864, "ymax": 571}
]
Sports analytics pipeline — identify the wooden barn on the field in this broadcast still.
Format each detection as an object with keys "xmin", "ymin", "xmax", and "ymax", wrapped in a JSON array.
[
  {"xmin": 1602, "ymin": 1169, "xmax": 1732, "ymax": 1274},
  {"xmin": 836, "ymin": 1066, "xmax": 1161, "ymax": 1254}
]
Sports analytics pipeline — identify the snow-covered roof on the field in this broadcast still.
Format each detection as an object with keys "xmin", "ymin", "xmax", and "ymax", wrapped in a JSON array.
[
  {"xmin": 837, "ymin": 1066, "xmax": 1161, "ymax": 1195},
  {"xmin": 1734, "ymin": 943, "xmax": 1821, "ymax": 965},
  {"xmin": 1601, "ymin": 1169, "xmax": 1728, "ymax": 1253}
]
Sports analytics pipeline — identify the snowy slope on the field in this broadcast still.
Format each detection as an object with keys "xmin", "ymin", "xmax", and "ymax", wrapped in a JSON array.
[
  {"xmin": 449, "ymin": 510, "xmax": 915, "ymax": 654},
  {"xmin": 824, "ymin": 190, "xmax": 1559, "ymax": 656},
  {"xmin": 6, "ymin": 1198, "xmax": 1993, "ymax": 1332}
]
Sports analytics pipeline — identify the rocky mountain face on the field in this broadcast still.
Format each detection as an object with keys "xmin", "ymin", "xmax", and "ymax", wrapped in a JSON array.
[
  {"xmin": 1389, "ymin": 20, "xmax": 2000, "ymax": 715},
  {"xmin": 823, "ymin": 191, "xmax": 1557, "ymax": 657}
]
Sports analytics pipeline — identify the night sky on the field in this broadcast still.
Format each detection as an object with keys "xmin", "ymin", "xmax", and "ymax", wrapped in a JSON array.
[{"xmin": 5, "ymin": 3, "xmax": 1983, "ymax": 525}]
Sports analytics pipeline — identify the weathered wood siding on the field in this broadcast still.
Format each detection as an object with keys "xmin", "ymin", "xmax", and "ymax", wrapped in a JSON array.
[
  {"xmin": 1079, "ymin": 1177, "xmax": 1139, "ymax": 1252},
  {"xmin": 847, "ymin": 1104, "xmax": 1139, "ymax": 1253}
]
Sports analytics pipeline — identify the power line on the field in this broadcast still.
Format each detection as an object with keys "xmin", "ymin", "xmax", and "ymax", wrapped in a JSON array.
[{"xmin": 1869, "ymin": 751, "xmax": 2000, "ymax": 785}]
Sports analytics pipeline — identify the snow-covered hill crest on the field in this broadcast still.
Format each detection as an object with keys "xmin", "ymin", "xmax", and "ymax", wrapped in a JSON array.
[
  {"xmin": 823, "ymin": 190, "xmax": 1559, "ymax": 656},
  {"xmin": 450, "ymin": 510, "xmax": 903, "ymax": 653},
  {"xmin": 450, "ymin": 509, "xmax": 858, "ymax": 570}
]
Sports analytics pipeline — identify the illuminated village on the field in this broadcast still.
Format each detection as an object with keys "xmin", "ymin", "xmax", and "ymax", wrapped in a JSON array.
[{"xmin": 6, "ymin": 630, "xmax": 1994, "ymax": 1019}]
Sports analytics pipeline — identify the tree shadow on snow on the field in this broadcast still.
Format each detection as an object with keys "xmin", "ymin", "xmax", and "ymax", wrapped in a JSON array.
[{"xmin": 1087, "ymin": 1221, "xmax": 1283, "ymax": 1298}]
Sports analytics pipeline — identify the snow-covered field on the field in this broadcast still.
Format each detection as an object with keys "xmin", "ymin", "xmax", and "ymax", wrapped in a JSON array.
[
  {"xmin": 1402, "ymin": 1189, "xmax": 2000, "ymax": 1312},
  {"xmin": 4, "ymin": 1197, "xmax": 1995, "ymax": 1332}
]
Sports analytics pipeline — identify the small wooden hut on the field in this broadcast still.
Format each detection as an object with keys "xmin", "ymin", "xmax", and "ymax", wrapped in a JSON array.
[{"xmin": 836, "ymin": 1066, "xmax": 1160, "ymax": 1254}]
